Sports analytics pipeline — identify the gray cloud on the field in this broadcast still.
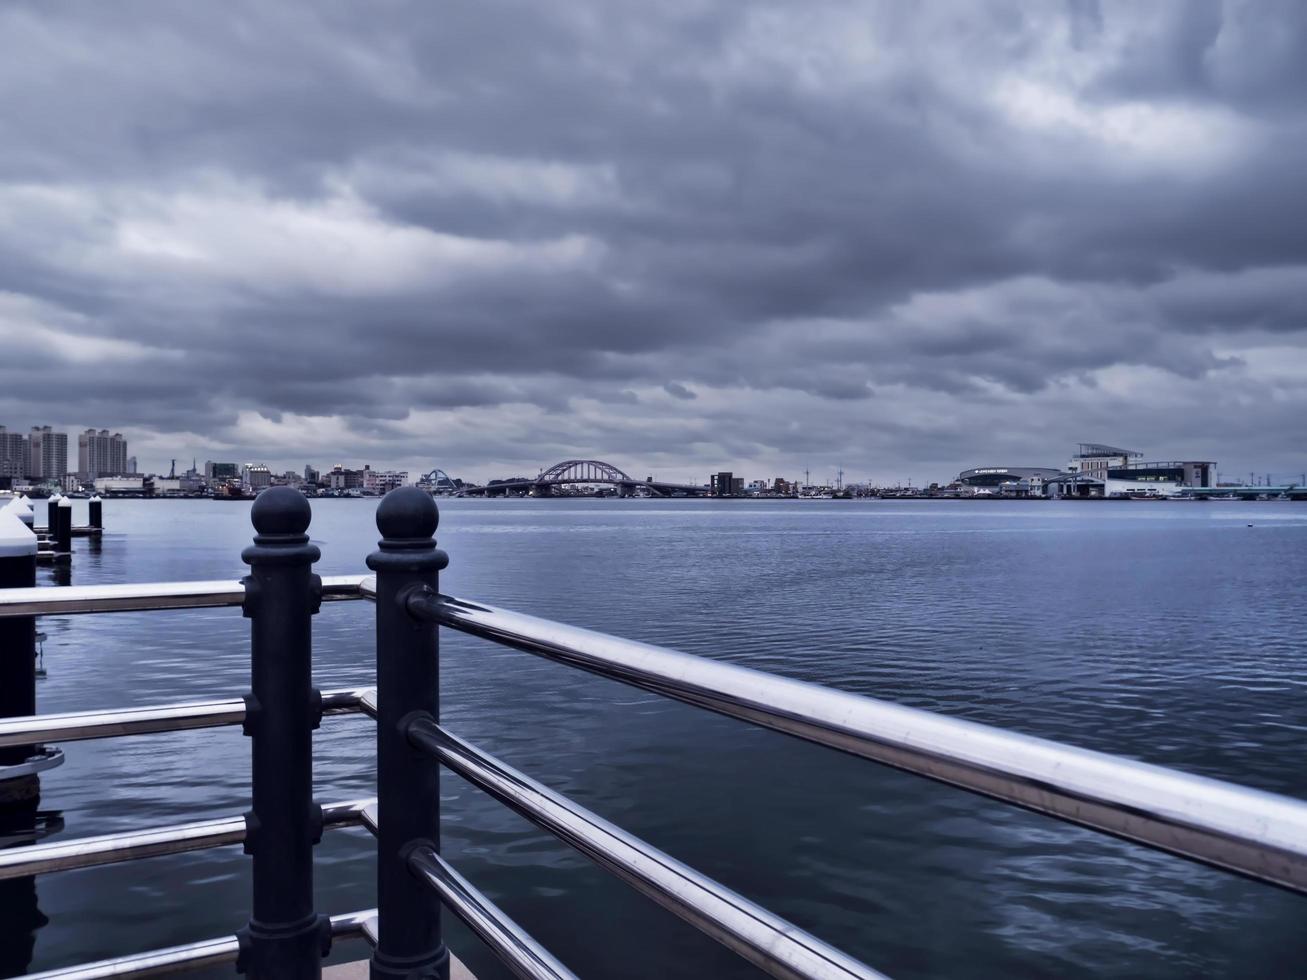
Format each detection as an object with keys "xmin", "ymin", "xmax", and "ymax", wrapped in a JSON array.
[{"xmin": 0, "ymin": 0, "xmax": 1304, "ymax": 483}]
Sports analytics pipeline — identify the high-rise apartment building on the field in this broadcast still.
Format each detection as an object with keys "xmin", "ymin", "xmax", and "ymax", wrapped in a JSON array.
[
  {"xmin": 0, "ymin": 426, "xmax": 26, "ymax": 480},
  {"xmin": 27, "ymin": 426, "xmax": 68, "ymax": 481},
  {"xmin": 78, "ymin": 428, "xmax": 129, "ymax": 477}
]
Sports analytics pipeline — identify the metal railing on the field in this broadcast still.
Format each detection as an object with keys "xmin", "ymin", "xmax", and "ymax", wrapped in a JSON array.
[{"xmin": 0, "ymin": 487, "xmax": 1304, "ymax": 978}]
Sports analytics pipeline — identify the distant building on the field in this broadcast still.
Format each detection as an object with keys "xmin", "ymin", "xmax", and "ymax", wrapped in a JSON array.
[
  {"xmin": 956, "ymin": 467, "xmax": 1062, "ymax": 495},
  {"xmin": 1099, "ymin": 461, "xmax": 1215, "ymax": 498},
  {"xmin": 0, "ymin": 426, "xmax": 25, "ymax": 481},
  {"xmin": 78, "ymin": 429, "xmax": 129, "ymax": 478},
  {"xmin": 127, "ymin": 456, "xmax": 138, "ymax": 474},
  {"xmin": 1048, "ymin": 443, "xmax": 1217, "ymax": 497},
  {"xmin": 95, "ymin": 475, "xmax": 150, "ymax": 497},
  {"xmin": 362, "ymin": 469, "xmax": 408, "ymax": 494},
  {"xmin": 242, "ymin": 463, "xmax": 272, "ymax": 489},
  {"xmin": 711, "ymin": 471, "xmax": 744, "ymax": 496},
  {"xmin": 205, "ymin": 461, "xmax": 239, "ymax": 483},
  {"xmin": 1068, "ymin": 444, "xmax": 1142, "ymax": 483},
  {"xmin": 153, "ymin": 475, "xmax": 204, "ymax": 495},
  {"xmin": 27, "ymin": 426, "xmax": 68, "ymax": 481},
  {"xmin": 328, "ymin": 464, "xmax": 366, "ymax": 490},
  {"xmin": 304, "ymin": 465, "xmax": 320, "ymax": 486}
]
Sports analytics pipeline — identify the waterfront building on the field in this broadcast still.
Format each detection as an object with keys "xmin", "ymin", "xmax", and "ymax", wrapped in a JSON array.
[
  {"xmin": 1068, "ymin": 444, "xmax": 1142, "ymax": 483},
  {"xmin": 242, "ymin": 464, "xmax": 272, "ymax": 489},
  {"xmin": 153, "ymin": 475, "xmax": 204, "ymax": 495},
  {"xmin": 362, "ymin": 468, "xmax": 408, "ymax": 494},
  {"xmin": 204, "ymin": 461, "xmax": 239, "ymax": 483},
  {"xmin": 1053, "ymin": 444, "xmax": 1216, "ymax": 497},
  {"xmin": 711, "ymin": 471, "xmax": 744, "ymax": 496},
  {"xmin": 95, "ymin": 475, "xmax": 150, "ymax": 496},
  {"xmin": 328, "ymin": 464, "xmax": 366, "ymax": 491},
  {"xmin": 304, "ymin": 465, "xmax": 320, "ymax": 486},
  {"xmin": 1098, "ymin": 461, "xmax": 1215, "ymax": 498},
  {"xmin": 0, "ymin": 426, "xmax": 25, "ymax": 482},
  {"xmin": 26, "ymin": 426, "xmax": 68, "ymax": 481},
  {"xmin": 78, "ymin": 429, "xmax": 128, "ymax": 478},
  {"xmin": 956, "ymin": 467, "xmax": 1062, "ymax": 495},
  {"xmin": 126, "ymin": 456, "xmax": 138, "ymax": 474}
]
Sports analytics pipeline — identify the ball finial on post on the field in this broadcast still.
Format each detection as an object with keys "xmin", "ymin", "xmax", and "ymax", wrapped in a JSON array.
[
  {"xmin": 250, "ymin": 486, "xmax": 313, "ymax": 540},
  {"xmin": 375, "ymin": 486, "xmax": 439, "ymax": 545}
]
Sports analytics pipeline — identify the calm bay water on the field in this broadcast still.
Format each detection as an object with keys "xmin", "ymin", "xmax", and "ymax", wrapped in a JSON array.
[{"xmin": 9, "ymin": 497, "xmax": 1307, "ymax": 978}]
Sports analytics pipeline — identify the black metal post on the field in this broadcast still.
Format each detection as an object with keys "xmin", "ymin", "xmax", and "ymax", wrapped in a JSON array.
[
  {"xmin": 368, "ymin": 487, "xmax": 449, "ymax": 979},
  {"xmin": 88, "ymin": 496, "xmax": 102, "ymax": 531},
  {"xmin": 237, "ymin": 488, "xmax": 329, "ymax": 978},
  {"xmin": 0, "ymin": 509, "xmax": 47, "ymax": 977},
  {"xmin": 45, "ymin": 497, "xmax": 58, "ymax": 538},
  {"xmin": 0, "ymin": 510, "xmax": 38, "ymax": 774},
  {"xmin": 55, "ymin": 500, "xmax": 72, "ymax": 560}
]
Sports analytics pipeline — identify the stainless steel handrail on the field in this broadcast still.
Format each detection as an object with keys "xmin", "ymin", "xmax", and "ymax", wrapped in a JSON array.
[
  {"xmin": 0, "ymin": 798, "xmax": 373, "ymax": 880},
  {"xmin": 355, "ymin": 786, "xmax": 569, "ymax": 979},
  {"xmin": 411, "ymin": 720, "xmax": 885, "ymax": 980},
  {"xmin": 0, "ymin": 687, "xmax": 375, "ymax": 748},
  {"xmin": 416, "ymin": 592, "xmax": 1307, "ymax": 896},
  {"xmin": 0, "ymin": 574, "xmax": 370, "ymax": 618},
  {"xmin": 409, "ymin": 846, "xmax": 579, "ymax": 980},
  {"xmin": 24, "ymin": 908, "xmax": 378, "ymax": 979}
]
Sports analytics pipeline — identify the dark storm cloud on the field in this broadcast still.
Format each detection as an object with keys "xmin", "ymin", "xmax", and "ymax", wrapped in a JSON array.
[{"xmin": 1, "ymin": 0, "xmax": 1304, "ymax": 481}]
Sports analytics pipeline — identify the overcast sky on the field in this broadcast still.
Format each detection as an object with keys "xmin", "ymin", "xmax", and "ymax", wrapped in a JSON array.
[{"xmin": 1, "ymin": 1, "xmax": 1304, "ymax": 485}]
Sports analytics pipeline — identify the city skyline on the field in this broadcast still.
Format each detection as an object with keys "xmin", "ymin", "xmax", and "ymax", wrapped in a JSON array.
[
  {"xmin": 1, "ymin": 4, "xmax": 1305, "ymax": 484},
  {"xmin": 2, "ymin": 416, "xmax": 1302, "ymax": 491}
]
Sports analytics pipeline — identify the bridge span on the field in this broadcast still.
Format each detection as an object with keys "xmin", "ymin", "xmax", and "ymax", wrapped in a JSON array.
[{"xmin": 456, "ymin": 459, "xmax": 709, "ymax": 497}]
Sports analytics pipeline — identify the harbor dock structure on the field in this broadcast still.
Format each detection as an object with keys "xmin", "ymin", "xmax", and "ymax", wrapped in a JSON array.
[
  {"xmin": 31, "ymin": 494, "xmax": 104, "ymax": 538},
  {"xmin": 0, "ymin": 493, "xmax": 106, "ymax": 565},
  {"xmin": 2, "ymin": 495, "xmax": 68, "ymax": 566},
  {"xmin": 1, "ymin": 490, "xmax": 1307, "ymax": 977}
]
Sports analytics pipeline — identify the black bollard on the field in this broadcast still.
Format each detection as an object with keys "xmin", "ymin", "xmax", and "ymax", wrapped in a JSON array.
[
  {"xmin": 0, "ymin": 509, "xmax": 38, "ymax": 778},
  {"xmin": 88, "ymin": 495, "xmax": 102, "ymax": 531},
  {"xmin": 236, "ymin": 488, "xmax": 329, "ymax": 978},
  {"xmin": 368, "ymin": 487, "xmax": 449, "ymax": 979},
  {"xmin": 45, "ymin": 495, "xmax": 59, "ymax": 537},
  {"xmin": 55, "ymin": 499, "xmax": 72, "ymax": 560}
]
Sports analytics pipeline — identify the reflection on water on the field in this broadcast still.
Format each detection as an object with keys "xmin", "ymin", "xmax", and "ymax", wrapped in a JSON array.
[
  {"xmin": 6, "ymin": 498, "xmax": 1307, "ymax": 978},
  {"xmin": 0, "ymin": 789, "xmax": 61, "ymax": 978}
]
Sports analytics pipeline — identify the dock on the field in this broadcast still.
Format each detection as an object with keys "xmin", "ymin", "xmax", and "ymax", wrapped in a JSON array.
[{"xmin": 2, "ymin": 494, "xmax": 104, "ymax": 565}]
